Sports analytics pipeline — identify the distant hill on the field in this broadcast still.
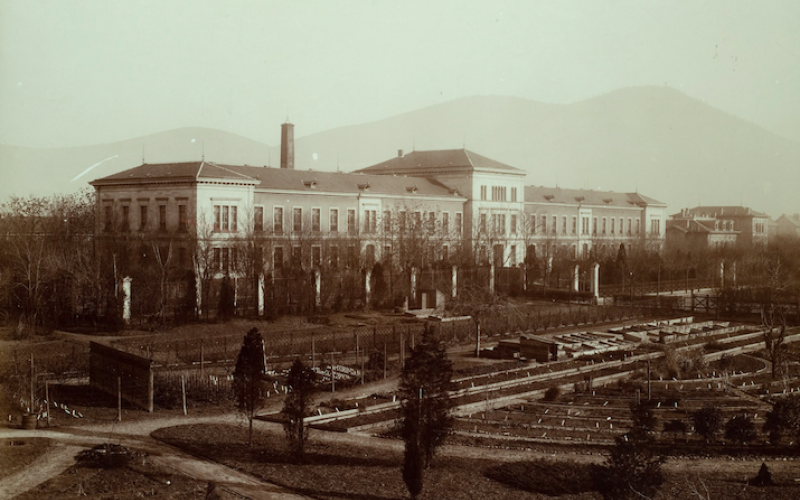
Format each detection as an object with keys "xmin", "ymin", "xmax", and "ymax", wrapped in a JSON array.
[
  {"xmin": 1, "ymin": 127, "xmax": 272, "ymax": 199},
  {"xmin": 281, "ymin": 87, "xmax": 800, "ymax": 218},
  {"xmin": 3, "ymin": 87, "xmax": 799, "ymax": 217}
]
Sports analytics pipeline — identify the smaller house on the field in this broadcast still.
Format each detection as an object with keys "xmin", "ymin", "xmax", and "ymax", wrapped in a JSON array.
[{"xmin": 775, "ymin": 213, "xmax": 800, "ymax": 238}]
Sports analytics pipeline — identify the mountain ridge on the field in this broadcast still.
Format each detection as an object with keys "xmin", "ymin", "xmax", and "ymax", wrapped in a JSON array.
[{"xmin": 2, "ymin": 86, "xmax": 798, "ymax": 217}]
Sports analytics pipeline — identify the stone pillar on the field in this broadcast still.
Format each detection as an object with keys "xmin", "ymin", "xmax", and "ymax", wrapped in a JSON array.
[
  {"xmin": 257, "ymin": 273, "xmax": 265, "ymax": 316},
  {"xmin": 122, "ymin": 277, "xmax": 132, "ymax": 324},
  {"xmin": 591, "ymin": 263, "xmax": 600, "ymax": 303},
  {"xmin": 489, "ymin": 261, "xmax": 496, "ymax": 293},
  {"xmin": 365, "ymin": 269, "xmax": 372, "ymax": 309},
  {"xmin": 451, "ymin": 265, "xmax": 458, "ymax": 298},
  {"xmin": 719, "ymin": 261, "xmax": 725, "ymax": 288},
  {"xmin": 573, "ymin": 264, "xmax": 580, "ymax": 292},
  {"xmin": 410, "ymin": 267, "xmax": 418, "ymax": 305},
  {"xmin": 314, "ymin": 270, "xmax": 321, "ymax": 307}
]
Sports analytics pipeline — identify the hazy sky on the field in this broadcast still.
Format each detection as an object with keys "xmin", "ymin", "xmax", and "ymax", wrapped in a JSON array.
[{"xmin": 1, "ymin": 0, "xmax": 798, "ymax": 148}]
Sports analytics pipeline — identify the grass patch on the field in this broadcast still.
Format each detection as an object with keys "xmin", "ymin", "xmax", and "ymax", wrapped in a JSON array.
[
  {"xmin": 0, "ymin": 438, "xmax": 52, "ymax": 479},
  {"xmin": 484, "ymin": 459, "xmax": 596, "ymax": 496}
]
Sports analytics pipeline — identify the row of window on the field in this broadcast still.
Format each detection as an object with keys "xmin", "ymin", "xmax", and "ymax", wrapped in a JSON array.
[
  {"xmin": 526, "ymin": 215, "xmax": 660, "ymax": 236},
  {"xmin": 254, "ymin": 206, "xmax": 464, "ymax": 235},
  {"xmin": 478, "ymin": 213, "xmax": 518, "ymax": 234},
  {"xmin": 211, "ymin": 243, "xmax": 459, "ymax": 273},
  {"xmin": 480, "ymin": 185, "xmax": 518, "ymax": 202},
  {"xmin": 104, "ymin": 203, "xmax": 188, "ymax": 233}
]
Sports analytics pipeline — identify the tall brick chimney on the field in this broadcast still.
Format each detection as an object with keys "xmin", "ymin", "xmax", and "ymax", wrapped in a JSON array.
[{"xmin": 280, "ymin": 121, "xmax": 294, "ymax": 169}]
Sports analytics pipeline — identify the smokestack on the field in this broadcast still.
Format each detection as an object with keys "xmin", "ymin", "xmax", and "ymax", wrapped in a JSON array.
[{"xmin": 280, "ymin": 121, "xmax": 294, "ymax": 169}]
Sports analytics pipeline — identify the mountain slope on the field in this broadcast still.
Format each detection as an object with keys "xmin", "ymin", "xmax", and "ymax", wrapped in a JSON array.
[
  {"xmin": 280, "ymin": 87, "xmax": 800, "ymax": 217},
  {"xmin": 3, "ymin": 87, "xmax": 798, "ymax": 217},
  {"xmin": 1, "ymin": 127, "xmax": 272, "ymax": 199}
]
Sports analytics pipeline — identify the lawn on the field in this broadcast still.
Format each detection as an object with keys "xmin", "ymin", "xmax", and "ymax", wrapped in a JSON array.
[
  {"xmin": 0, "ymin": 438, "xmax": 53, "ymax": 479},
  {"xmin": 153, "ymin": 423, "xmax": 800, "ymax": 500}
]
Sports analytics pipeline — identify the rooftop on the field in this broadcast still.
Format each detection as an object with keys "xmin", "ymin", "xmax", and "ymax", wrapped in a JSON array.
[{"xmin": 354, "ymin": 148, "xmax": 526, "ymax": 175}]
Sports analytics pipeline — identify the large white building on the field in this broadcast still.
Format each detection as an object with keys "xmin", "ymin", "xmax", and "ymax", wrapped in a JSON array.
[{"xmin": 90, "ymin": 122, "xmax": 667, "ymax": 313}]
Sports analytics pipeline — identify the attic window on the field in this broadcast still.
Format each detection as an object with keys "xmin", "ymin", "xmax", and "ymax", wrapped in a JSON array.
[
  {"xmin": 574, "ymin": 196, "xmax": 585, "ymax": 203},
  {"xmin": 543, "ymin": 194, "xmax": 555, "ymax": 201},
  {"xmin": 603, "ymin": 198, "xmax": 613, "ymax": 204},
  {"xmin": 356, "ymin": 183, "xmax": 370, "ymax": 191},
  {"xmin": 302, "ymin": 179, "xmax": 317, "ymax": 188},
  {"xmin": 406, "ymin": 186, "xmax": 417, "ymax": 193}
]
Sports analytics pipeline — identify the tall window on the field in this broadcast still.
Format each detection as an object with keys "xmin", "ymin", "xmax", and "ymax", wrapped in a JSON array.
[
  {"xmin": 364, "ymin": 210, "xmax": 377, "ymax": 233},
  {"xmin": 531, "ymin": 214, "xmax": 537, "ymax": 234},
  {"xmin": 650, "ymin": 219, "xmax": 661, "ymax": 234},
  {"xmin": 426, "ymin": 212, "xmax": 435, "ymax": 232},
  {"xmin": 273, "ymin": 247, "xmax": 283, "ymax": 268},
  {"xmin": 571, "ymin": 216, "xmax": 576, "ymax": 234},
  {"xmin": 611, "ymin": 218, "xmax": 615, "ymax": 235},
  {"xmin": 552, "ymin": 216, "xmax": 557, "ymax": 234},
  {"xmin": 442, "ymin": 212, "xmax": 449, "ymax": 233},
  {"xmin": 602, "ymin": 217, "xmax": 607, "ymax": 234},
  {"xmin": 273, "ymin": 207, "xmax": 283, "ymax": 233},
  {"xmin": 312, "ymin": 246, "xmax": 321, "ymax": 268},
  {"xmin": 291, "ymin": 246, "xmax": 302, "ymax": 269},
  {"xmin": 510, "ymin": 245, "xmax": 517, "ymax": 266},
  {"xmin": 312, "ymin": 208, "xmax": 320, "ymax": 232},
  {"xmin": 541, "ymin": 215, "xmax": 546, "ymax": 234},
  {"xmin": 293, "ymin": 207, "xmax": 302, "ymax": 232},
  {"xmin": 330, "ymin": 208, "xmax": 338, "ymax": 232},
  {"xmin": 414, "ymin": 211, "xmax": 422, "ymax": 230},
  {"xmin": 480, "ymin": 185, "xmax": 487, "ymax": 200},
  {"xmin": 347, "ymin": 209, "xmax": 356, "ymax": 234},
  {"xmin": 581, "ymin": 216, "xmax": 589, "ymax": 235},
  {"xmin": 121, "ymin": 205, "xmax": 129, "ymax": 232},
  {"xmin": 511, "ymin": 187, "xmax": 517, "ymax": 202},
  {"xmin": 635, "ymin": 219, "xmax": 640, "ymax": 234},
  {"xmin": 140, "ymin": 205, "xmax": 148, "ymax": 231},
  {"xmin": 399, "ymin": 211, "xmax": 406, "ymax": 231},
  {"xmin": 383, "ymin": 211, "xmax": 391, "ymax": 232},
  {"xmin": 103, "ymin": 205, "xmax": 112, "ymax": 232},
  {"xmin": 159, "ymin": 205, "xmax": 167, "ymax": 231},
  {"xmin": 455, "ymin": 213, "xmax": 462, "ymax": 234},
  {"xmin": 511, "ymin": 214, "xmax": 517, "ymax": 234},
  {"xmin": 562, "ymin": 216, "xmax": 567, "ymax": 234},
  {"xmin": 627, "ymin": 218, "xmax": 632, "ymax": 235},
  {"xmin": 178, "ymin": 204, "xmax": 187, "ymax": 232},
  {"xmin": 214, "ymin": 205, "xmax": 237, "ymax": 232},
  {"xmin": 480, "ymin": 213, "xmax": 487, "ymax": 233},
  {"xmin": 329, "ymin": 246, "xmax": 339, "ymax": 269},
  {"xmin": 592, "ymin": 217, "xmax": 597, "ymax": 235},
  {"xmin": 254, "ymin": 206, "xmax": 264, "ymax": 232}
]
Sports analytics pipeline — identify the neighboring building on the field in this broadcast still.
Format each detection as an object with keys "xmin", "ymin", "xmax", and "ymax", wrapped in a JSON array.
[
  {"xmin": 666, "ymin": 206, "xmax": 769, "ymax": 252},
  {"xmin": 523, "ymin": 187, "xmax": 667, "ymax": 262},
  {"xmin": 775, "ymin": 213, "xmax": 800, "ymax": 238}
]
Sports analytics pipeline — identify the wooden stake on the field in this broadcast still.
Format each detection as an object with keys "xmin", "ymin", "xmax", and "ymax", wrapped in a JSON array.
[{"xmin": 44, "ymin": 379, "xmax": 50, "ymax": 426}]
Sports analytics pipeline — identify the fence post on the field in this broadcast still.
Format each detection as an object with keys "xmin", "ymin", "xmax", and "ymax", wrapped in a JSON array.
[
  {"xmin": 181, "ymin": 375, "xmax": 187, "ymax": 416},
  {"xmin": 383, "ymin": 341, "xmax": 387, "ymax": 380},
  {"xmin": 117, "ymin": 376, "xmax": 122, "ymax": 422},
  {"xmin": 311, "ymin": 333, "xmax": 316, "ymax": 369}
]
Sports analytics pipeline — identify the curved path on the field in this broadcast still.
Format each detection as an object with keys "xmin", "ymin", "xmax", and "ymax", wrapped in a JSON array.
[{"xmin": 0, "ymin": 412, "xmax": 311, "ymax": 500}]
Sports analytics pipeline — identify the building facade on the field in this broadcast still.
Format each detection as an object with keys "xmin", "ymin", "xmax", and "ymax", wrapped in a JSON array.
[
  {"xmin": 90, "ymin": 123, "xmax": 668, "ymax": 313},
  {"xmin": 666, "ymin": 206, "xmax": 769, "ymax": 252}
]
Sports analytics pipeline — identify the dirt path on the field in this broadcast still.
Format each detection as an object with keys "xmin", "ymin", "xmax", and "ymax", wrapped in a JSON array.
[{"xmin": 0, "ymin": 413, "xmax": 312, "ymax": 500}]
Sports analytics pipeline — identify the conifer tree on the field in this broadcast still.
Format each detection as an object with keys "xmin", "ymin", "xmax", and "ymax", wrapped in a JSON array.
[{"xmin": 232, "ymin": 328, "xmax": 266, "ymax": 445}]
